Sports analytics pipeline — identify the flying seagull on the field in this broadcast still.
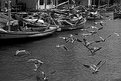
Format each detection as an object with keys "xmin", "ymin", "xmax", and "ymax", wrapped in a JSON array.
[
  {"xmin": 60, "ymin": 34, "xmax": 79, "ymax": 43},
  {"xmin": 114, "ymin": 32, "xmax": 120, "ymax": 37},
  {"xmin": 83, "ymin": 38, "xmax": 96, "ymax": 47},
  {"xmin": 98, "ymin": 27, "xmax": 103, "ymax": 30},
  {"xmin": 83, "ymin": 60, "xmax": 105, "ymax": 74},
  {"xmin": 80, "ymin": 28, "xmax": 88, "ymax": 31},
  {"xmin": 36, "ymin": 71, "xmax": 48, "ymax": 81},
  {"xmin": 94, "ymin": 21, "xmax": 104, "ymax": 26},
  {"xmin": 87, "ymin": 26, "xmax": 103, "ymax": 31},
  {"xmin": 15, "ymin": 50, "xmax": 31, "ymax": 56},
  {"xmin": 88, "ymin": 31, "xmax": 97, "ymax": 35},
  {"xmin": 59, "ymin": 36, "xmax": 70, "ymax": 43},
  {"xmin": 56, "ymin": 44, "xmax": 69, "ymax": 51},
  {"xmin": 89, "ymin": 47, "xmax": 102, "ymax": 55},
  {"xmin": 87, "ymin": 26, "xmax": 98, "ymax": 29},
  {"xmin": 81, "ymin": 33, "xmax": 92, "ymax": 37},
  {"xmin": 41, "ymin": 71, "xmax": 48, "ymax": 81},
  {"xmin": 27, "ymin": 59, "xmax": 43, "ymax": 71},
  {"xmin": 98, "ymin": 35, "xmax": 112, "ymax": 42}
]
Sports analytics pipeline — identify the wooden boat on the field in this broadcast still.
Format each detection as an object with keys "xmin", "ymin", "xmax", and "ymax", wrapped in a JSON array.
[
  {"xmin": 0, "ymin": 0, "xmax": 57, "ymax": 39},
  {"xmin": 0, "ymin": 14, "xmax": 57, "ymax": 39},
  {"xmin": 56, "ymin": 16, "xmax": 86, "ymax": 31},
  {"xmin": 0, "ymin": 27, "xmax": 56, "ymax": 39},
  {"xmin": 48, "ymin": 9, "xmax": 86, "ymax": 31}
]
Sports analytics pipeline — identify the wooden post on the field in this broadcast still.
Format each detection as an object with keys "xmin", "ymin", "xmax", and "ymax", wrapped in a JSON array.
[
  {"xmin": 8, "ymin": 0, "xmax": 11, "ymax": 32},
  {"xmin": 56, "ymin": 0, "xmax": 58, "ymax": 6},
  {"xmin": 36, "ymin": 0, "xmax": 39, "ymax": 10},
  {"xmin": 88, "ymin": 0, "xmax": 91, "ymax": 7},
  {"xmin": 94, "ymin": 0, "xmax": 95, "ymax": 5},
  {"xmin": 98, "ymin": 0, "xmax": 100, "ymax": 7},
  {"xmin": 44, "ymin": 0, "xmax": 47, "ymax": 9},
  {"xmin": 53, "ymin": 0, "xmax": 55, "ymax": 7},
  {"xmin": 108, "ymin": 0, "xmax": 110, "ymax": 7},
  {"xmin": 68, "ymin": 0, "xmax": 69, "ymax": 9}
]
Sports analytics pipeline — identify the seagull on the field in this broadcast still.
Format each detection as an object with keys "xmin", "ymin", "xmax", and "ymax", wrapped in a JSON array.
[
  {"xmin": 80, "ymin": 28, "xmax": 88, "ymax": 31},
  {"xmin": 89, "ymin": 47, "xmax": 102, "ymax": 55},
  {"xmin": 27, "ymin": 59, "xmax": 43, "ymax": 71},
  {"xmin": 76, "ymin": 38, "xmax": 82, "ymax": 43},
  {"xmin": 92, "ymin": 60, "xmax": 106, "ymax": 74},
  {"xmin": 59, "ymin": 36, "xmax": 70, "ymax": 43},
  {"xmin": 83, "ymin": 61, "xmax": 105, "ymax": 74},
  {"xmin": 94, "ymin": 21, "xmax": 104, "ymax": 26},
  {"xmin": 60, "ymin": 34, "xmax": 77, "ymax": 43},
  {"xmin": 87, "ymin": 26, "xmax": 103, "ymax": 31},
  {"xmin": 88, "ymin": 26, "xmax": 99, "ymax": 29},
  {"xmin": 88, "ymin": 31, "xmax": 97, "ymax": 35},
  {"xmin": 39, "ymin": 71, "xmax": 56, "ymax": 81},
  {"xmin": 98, "ymin": 27, "xmax": 103, "ymax": 30},
  {"xmin": 81, "ymin": 33, "xmax": 92, "ymax": 37},
  {"xmin": 98, "ymin": 35, "xmax": 112, "ymax": 42},
  {"xmin": 83, "ymin": 38, "xmax": 95, "ymax": 47},
  {"xmin": 56, "ymin": 44, "xmax": 69, "ymax": 51},
  {"xmin": 68, "ymin": 34, "xmax": 77, "ymax": 43},
  {"xmin": 114, "ymin": 32, "xmax": 120, "ymax": 37},
  {"xmin": 41, "ymin": 71, "xmax": 48, "ymax": 81},
  {"xmin": 36, "ymin": 71, "xmax": 48, "ymax": 81},
  {"xmin": 15, "ymin": 50, "xmax": 31, "ymax": 56}
]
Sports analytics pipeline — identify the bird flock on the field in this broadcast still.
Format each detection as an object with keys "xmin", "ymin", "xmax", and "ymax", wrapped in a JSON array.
[
  {"xmin": 13, "ymin": 20, "xmax": 120, "ymax": 80},
  {"xmin": 56, "ymin": 20, "xmax": 120, "ymax": 74},
  {"xmin": 14, "ymin": 49, "xmax": 48, "ymax": 81}
]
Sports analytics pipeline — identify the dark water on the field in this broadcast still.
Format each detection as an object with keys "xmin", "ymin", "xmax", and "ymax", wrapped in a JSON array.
[{"xmin": 0, "ymin": 20, "xmax": 100, "ymax": 81}]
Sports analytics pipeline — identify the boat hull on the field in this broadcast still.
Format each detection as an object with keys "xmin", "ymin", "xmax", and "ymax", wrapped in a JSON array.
[
  {"xmin": 57, "ymin": 18, "xmax": 86, "ymax": 31},
  {"xmin": 0, "ymin": 27, "xmax": 56, "ymax": 39}
]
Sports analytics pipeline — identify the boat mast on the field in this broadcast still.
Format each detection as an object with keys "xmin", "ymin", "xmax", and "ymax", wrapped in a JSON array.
[
  {"xmin": 98, "ymin": 0, "xmax": 100, "ymax": 7},
  {"xmin": 8, "ymin": 0, "xmax": 11, "ymax": 32},
  {"xmin": 108, "ymin": 0, "xmax": 110, "ymax": 7}
]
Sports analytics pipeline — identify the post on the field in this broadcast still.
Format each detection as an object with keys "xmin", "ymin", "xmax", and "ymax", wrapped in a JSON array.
[
  {"xmin": 108, "ymin": 0, "xmax": 110, "ymax": 7},
  {"xmin": 56, "ymin": 0, "xmax": 58, "ymax": 7},
  {"xmin": 36, "ymin": 0, "xmax": 39, "ymax": 10},
  {"xmin": 88, "ymin": 0, "xmax": 91, "ymax": 7},
  {"xmin": 68, "ymin": 0, "xmax": 69, "ymax": 9},
  {"xmin": 8, "ymin": 0, "xmax": 11, "ymax": 32},
  {"xmin": 93, "ymin": 0, "xmax": 95, "ymax": 5},
  {"xmin": 44, "ymin": 0, "xmax": 47, "ymax": 9},
  {"xmin": 98, "ymin": 0, "xmax": 100, "ymax": 7}
]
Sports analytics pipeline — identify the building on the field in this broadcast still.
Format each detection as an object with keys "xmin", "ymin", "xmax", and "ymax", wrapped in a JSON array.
[
  {"xmin": 0, "ymin": 0, "xmax": 63, "ymax": 11},
  {"xmin": 1, "ymin": 0, "xmax": 119, "ymax": 11}
]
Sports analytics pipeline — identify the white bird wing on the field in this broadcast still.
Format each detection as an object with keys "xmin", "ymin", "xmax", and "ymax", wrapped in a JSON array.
[
  {"xmin": 15, "ymin": 50, "xmax": 20, "ymax": 55},
  {"xmin": 15, "ymin": 50, "xmax": 26, "ymax": 55},
  {"xmin": 27, "ymin": 59, "xmax": 37, "ymax": 62}
]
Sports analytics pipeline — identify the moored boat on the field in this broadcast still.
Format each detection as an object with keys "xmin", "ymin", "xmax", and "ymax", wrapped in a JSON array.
[
  {"xmin": 0, "ymin": 27, "xmax": 56, "ymax": 39},
  {"xmin": 0, "ymin": 0, "xmax": 57, "ymax": 40}
]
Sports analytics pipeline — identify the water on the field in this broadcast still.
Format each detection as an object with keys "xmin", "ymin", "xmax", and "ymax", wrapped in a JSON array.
[
  {"xmin": 0, "ymin": 19, "xmax": 103, "ymax": 81},
  {"xmin": 0, "ymin": 30, "xmax": 91, "ymax": 81}
]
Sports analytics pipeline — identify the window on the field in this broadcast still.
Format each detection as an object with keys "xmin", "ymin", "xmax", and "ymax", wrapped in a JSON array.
[{"xmin": 40, "ymin": 0, "xmax": 44, "ymax": 5}]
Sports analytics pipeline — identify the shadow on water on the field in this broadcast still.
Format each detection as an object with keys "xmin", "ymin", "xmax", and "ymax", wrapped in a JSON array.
[
  {"xmin": 0, "ymin": 29, "xmax": 81, "ymax": 46},
  {"xmin": 0, "ymin": 33, "xmax": 55, "ymax": 47}
]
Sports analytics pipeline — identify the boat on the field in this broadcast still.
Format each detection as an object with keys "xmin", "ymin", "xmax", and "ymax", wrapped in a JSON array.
[
  {"xmin": 0, "ymin": 0, "xmax": 57, "ymax": 39},
  {"xmin": 0, "ymin": 27, "xmax": 56, "ymax": 39},
  {"xmin": 56, "ymin": 16, "xmax": 86, "ymax": 31},
  {"xmin": 47, "ymin": 9, "xmax": 86, "ymax": 31}
]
